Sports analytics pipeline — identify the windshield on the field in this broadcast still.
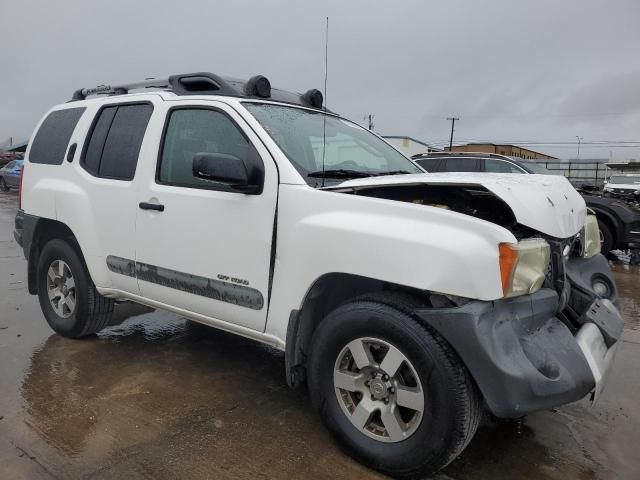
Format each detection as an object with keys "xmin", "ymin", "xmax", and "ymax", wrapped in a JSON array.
[
  {"xmin": 243, "ymin": 103, "xmax": 422, "ymax": 185},
  {"xmin": 518, "ymin": 161, "xmax": 555, "ymax": 175},
  {"xmin": 608, "ymin": 175, "xmax": 640, "ymax": 185}
]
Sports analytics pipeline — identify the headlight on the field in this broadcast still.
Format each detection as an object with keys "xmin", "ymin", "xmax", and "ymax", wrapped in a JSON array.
[
  {"xmin": 499, "ymin": 239, "xmax": 551, "ymax": 298},
  {"xmin": 581, "ymin": 215, "xmax": 601, "ymax": 258}
]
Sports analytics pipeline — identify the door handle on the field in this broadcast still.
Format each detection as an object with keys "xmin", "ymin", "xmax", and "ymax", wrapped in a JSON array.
[{"xmin": 139, "ymin": 202, "xmax": 165, "ymax": 212}]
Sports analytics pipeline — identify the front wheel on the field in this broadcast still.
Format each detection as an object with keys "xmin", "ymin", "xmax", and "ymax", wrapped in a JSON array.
[
  {"xmin": 308, "ymin": 295, "xmax": 482, "ymax": 478},
  {"xmin": 37, "ymin": 238, "xmax": 114, "ymax": 338},
  {"xmin": 598, "ymin": 220, "xmax": 614, "ymax": 256},
  {"xmin": 0, "ymin": 177, "xmax": 8, "ymax": 192}
]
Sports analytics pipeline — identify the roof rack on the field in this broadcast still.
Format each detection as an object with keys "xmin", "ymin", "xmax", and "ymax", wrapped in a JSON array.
[
  {"xmin": 70, "ymin": 72, "xmax": 325, "ymax": 110},
  {"xmin": 411, "ymin": 151, "xmax": 517, "ymax": 161}
]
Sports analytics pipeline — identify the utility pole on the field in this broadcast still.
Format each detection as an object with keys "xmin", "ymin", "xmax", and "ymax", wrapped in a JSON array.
[
  {"xmin": 576, "ymin": 136, "xmax": 583, "ymax": 160},
  {"xmin": 363, "ymin": 114, "xmax": 375, "ymax": 130},
  {"xmin": 447, "ymin": 117, "xmax": 459, "ymax": 151}
]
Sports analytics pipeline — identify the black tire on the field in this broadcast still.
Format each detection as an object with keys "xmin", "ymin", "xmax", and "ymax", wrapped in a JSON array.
[
  {"xmin": 37, "ymin": 238, "xmax": 114, "ymax": 338},
  {"xmin": 0, "ymin": 177, "xmax": 8, "ymax": 192},
  {"xmin": 308, "ymin": 293, "xmax": 481, "ymax": 479},
  {"xmin": 598, "ymin": 220, "xmax": 614, "ymax": 255}
]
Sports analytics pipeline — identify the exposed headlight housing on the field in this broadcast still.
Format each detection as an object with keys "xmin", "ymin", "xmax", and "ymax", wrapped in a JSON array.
[
  {"xmin": 499, "ymin": 239, "xmax": 551, "ymax": 298},
  {"xmin": 582, "ymin": 215, "xmax": 601, "ymax": 258}
]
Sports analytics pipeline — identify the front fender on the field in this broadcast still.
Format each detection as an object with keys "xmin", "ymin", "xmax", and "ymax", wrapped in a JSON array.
[{"xmin": 266, "ymin": 185, "xmax": 516, "ymax": 340}]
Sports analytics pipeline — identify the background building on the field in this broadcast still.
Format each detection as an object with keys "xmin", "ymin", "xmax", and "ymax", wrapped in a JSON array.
[
  {"xmin": 383, "ymin": 136, "xmax": 441, "ymax": 157},
  {"xmin": 446, "ymin": 143, "xmax": 556, "ymax": 160}
]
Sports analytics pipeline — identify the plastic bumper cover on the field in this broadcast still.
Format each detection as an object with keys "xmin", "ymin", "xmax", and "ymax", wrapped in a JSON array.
[{"xmin": 415, "ymin": 287, "xmax": 623, "ymax": 418}]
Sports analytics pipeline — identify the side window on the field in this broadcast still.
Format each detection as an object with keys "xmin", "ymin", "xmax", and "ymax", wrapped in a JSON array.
[
  {"xmin": 442, "ymin": 158, "xmax": 479, "ymax": 172},
  {"xmin": 99, "ymin": 105, "xmax": 153, "ymax": 179},
  {"xmin": 414, "ymin": 158, "xmax": 440, "ymax": 172},
  {"xmin": 158, "ymin": 108, "xmax": 251, "ymax": 189},
  {"xmin": 29, "ymin": 108, "xmax": 86, "ymax": 165},
  {"xmin": 81, "ymin": 103, "xmax": 153, "ymax": 180},
  {"xmin": 485, "ymin": 159, "xmax": 524, "ymax": 173},
  {"xmin": 4, "ymin": 161, "xmax": 15, "ymax": 169},
  {"xmin": 83, "ymin": 106, "xmax": 117, "ymax": 175}
]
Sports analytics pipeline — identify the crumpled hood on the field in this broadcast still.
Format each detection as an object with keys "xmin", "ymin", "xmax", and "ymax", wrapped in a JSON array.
[{"xmin": 328, "ymin": 172, "xmax": 587, "ymax": 238}]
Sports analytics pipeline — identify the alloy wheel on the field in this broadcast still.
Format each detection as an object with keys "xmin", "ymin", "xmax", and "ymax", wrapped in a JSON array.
[
  {"xmin": 46, "ymin": 260, "xmax": 76, "ymax": 318},
  {"xmin": 333, "ymin": 337, "xmax": 424, "ymax": 443}
]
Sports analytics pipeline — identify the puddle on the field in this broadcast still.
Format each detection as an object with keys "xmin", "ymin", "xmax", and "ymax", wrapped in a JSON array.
[{"xmin": 609, "ymin": 261, "xmax": 640, "ymax": 331}]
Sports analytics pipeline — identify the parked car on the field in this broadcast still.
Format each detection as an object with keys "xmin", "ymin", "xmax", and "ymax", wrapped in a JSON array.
[
  {"xmin": 14, "ymin": 72, "xmax": 624, "ymax": 478},
  {"xmin": 413, "ymin": 151, "xmax": 557, "ymax": 176},
  {"xmin": 0, "ymin": 159, "xmax": 24, "ymax": 191},
  {"xmin": 414, "ymin": 152, "xmax": 640, "ymax": 256},
  {"xmin": 603, "ymin": 173, "xmax": 640, "ymax": 200}
]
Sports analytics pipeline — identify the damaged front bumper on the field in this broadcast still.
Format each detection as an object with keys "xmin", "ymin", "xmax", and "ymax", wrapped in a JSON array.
[{"xmin": 416, "ymin": 254, "xmax": 624, "ymax": 418}]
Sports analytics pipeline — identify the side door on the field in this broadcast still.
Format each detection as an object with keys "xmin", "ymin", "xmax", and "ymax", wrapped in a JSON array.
[
  {"xmin": 134, "ymin": 101, "xmax": 278, "ymax": 332},
  {"xmin": 75, "ymin": 101, "xmax": 155, "ymax": 294}
]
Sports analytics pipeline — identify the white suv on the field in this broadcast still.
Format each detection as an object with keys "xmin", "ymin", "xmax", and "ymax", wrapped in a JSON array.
[{"xmin": 14, "ymin": 72, "xmax": 624, "ymax": 478}]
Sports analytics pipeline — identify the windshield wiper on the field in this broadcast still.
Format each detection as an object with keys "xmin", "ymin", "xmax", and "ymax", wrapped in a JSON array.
[
  {"xmin": 370, "ymin": 170, "xmax": 412, "ymax": 176},
  {"xmin": 307, "ymin": 169, "xmax": 373, "ymax": 179}
]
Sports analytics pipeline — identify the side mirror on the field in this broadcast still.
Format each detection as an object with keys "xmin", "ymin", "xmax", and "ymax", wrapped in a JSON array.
[{"xmin": 192, "ymin": 152, "xmax": 260, "ymax": 194}]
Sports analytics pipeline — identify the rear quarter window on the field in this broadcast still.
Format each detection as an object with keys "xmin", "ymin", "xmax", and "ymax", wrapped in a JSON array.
[
  {"xmin": 441, "ymin": 158, "xmax": 480, "ymax": 172},
  {"xmin": 414, "ymin": 158, "xmax": 440, "ymax": 172},
  {"xmin": 98, "ymin": 104, "xmax": 153, "ymax": 179},
  {"xmin": 81, "ymin": 103, "xmax": 153, "ymax": 180},
  {"xmin": 29, "ymin": 108, "xmax": 86, "ymax": 165}
]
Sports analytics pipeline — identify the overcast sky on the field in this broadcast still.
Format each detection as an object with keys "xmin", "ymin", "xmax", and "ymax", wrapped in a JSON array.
[{"xmin": 1, "ymin": 0, "xmax": 639, "ymax": 159}]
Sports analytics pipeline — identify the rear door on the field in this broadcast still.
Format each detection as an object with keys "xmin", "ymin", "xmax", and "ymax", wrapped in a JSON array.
[
  {"xmin": 76, "ymin": 101, "xmax": 155, "ymax": 294},
  {"xmin": 134, "ymin": 100, "xmax": 278, "ymax": 332}
]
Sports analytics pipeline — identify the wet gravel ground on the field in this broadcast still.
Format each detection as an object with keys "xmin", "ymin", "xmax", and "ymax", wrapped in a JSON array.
[{"xmin": 1, "ymin": 190, "xmax": 639, "ymax": 480}]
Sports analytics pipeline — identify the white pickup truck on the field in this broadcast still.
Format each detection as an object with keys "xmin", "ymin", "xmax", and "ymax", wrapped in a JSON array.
[{"xmin": 14, "ymin": 72, "xmax": 624, "ymax": 478}]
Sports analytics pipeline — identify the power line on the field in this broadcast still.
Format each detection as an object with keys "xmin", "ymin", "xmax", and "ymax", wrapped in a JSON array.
[
  {"xmin": 418, "ymin": 111, "xmax": 640, "ymax": 119},
  {"xmin": 429, "ymin": 139, "xmax": 640, "ymax": 146}
]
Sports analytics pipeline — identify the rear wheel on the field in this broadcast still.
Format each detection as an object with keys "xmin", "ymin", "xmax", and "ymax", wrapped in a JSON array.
[
  {"xmin": 308, "ymin": 295, "xmax": 481, "ymax": 478},
  {"xmin": 0, "ymin": 177, "xmax": 8, "ymax": 191},
  {"xmin": 37, "ymin": 239, "xmax": 114, "ymax": 338}
]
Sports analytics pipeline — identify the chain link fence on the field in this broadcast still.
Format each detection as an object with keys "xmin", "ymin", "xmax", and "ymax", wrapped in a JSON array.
[{"xmin": 540, "ymin": 161, "xmax": 609, "ymax": 188}]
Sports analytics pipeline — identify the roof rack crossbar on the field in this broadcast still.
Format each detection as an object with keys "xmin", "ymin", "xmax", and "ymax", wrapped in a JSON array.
[
  {"xmin": 72, "ymin": 78, "xmax": 172, "ymax": 101},
  {"xmin": 71, "ymin": 72, "xmax": 239, "ymax": 101},
  {"xmin": 413, "ymin": 151, "xmax": 518, "ymax": 161}
]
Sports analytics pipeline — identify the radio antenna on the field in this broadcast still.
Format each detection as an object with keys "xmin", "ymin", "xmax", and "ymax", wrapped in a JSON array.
[{"xmin": 321, "ymin": 16, "xmax": 329, "ymax": 187}]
